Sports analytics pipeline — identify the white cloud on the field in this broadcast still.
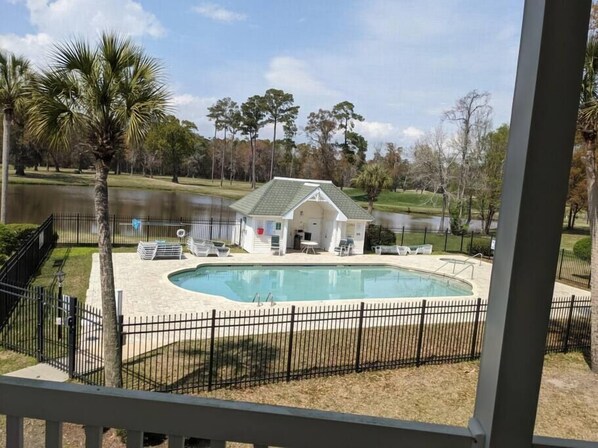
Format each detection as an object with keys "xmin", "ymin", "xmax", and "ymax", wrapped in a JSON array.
[
  {"xmin": 265, "ymin": 56, "xmax": 338, "ymax": 98},
  {"xmin": 0, "ymin": 33, "xmax": 54, "ymax": 66},
  {"xmin": 0, "ymin": 0, "xmax": 164, "ymax": 66},
  {"xmin": 172, "ymin": 94, "xmax": 218, "ymax": 135},
  {"xmin": 192, "ymin": 3, "xmax": 246, "ymax": 23},
  {"xmin": 354, "ymin": 121, "xmax": 396, "ymax": 140},
  {"xmin": 402, "ymin": 126, "xmax": 425, "ymax": 140}
]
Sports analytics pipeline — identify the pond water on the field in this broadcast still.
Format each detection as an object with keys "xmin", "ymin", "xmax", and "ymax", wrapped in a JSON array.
[
  {"xmin": 10, "ymin": 183, "xmax": 486, "ymax": 231},
  {"xmin": 10, "ymin": 184, "xmax": 236, "ymax": 223}
]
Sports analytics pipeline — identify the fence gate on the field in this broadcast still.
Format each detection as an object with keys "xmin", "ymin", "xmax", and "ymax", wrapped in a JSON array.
[{"xmin": 0, "ymin": 282, "xmax": 104, "ymax": 384}]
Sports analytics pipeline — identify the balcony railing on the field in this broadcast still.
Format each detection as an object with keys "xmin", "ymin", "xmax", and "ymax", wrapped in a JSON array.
[{"xmin": 1, "ymin": 376, "xmax": 594, "ymax": 448}]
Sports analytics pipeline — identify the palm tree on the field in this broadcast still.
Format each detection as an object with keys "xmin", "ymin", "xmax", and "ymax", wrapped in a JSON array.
[
  {"xmin": 263, "ymin": 89, "xmax": 299, "ymax": 181},
  {"xmin": 578, "ymin": 35, "xmax": 598, "ymax": 372},
  {"xmin": 352, "ymin": 163, "xmax": 392, "ymax": 214},
  {"xmin": 240, "ymin": 95, "xmax": 265, "ymax": 189},
  {"xmin": 28, "ymin": 34, "xmax": 169, "ymax": 387},
  {"xmin": 0, "ymin": 50, "xmax": 31, "ymax": 223}
]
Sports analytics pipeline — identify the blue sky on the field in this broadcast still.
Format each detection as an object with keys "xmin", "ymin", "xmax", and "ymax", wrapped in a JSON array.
[{"xmin": 1, "ymin": 0, "xmax": 524, "ymax": 154}]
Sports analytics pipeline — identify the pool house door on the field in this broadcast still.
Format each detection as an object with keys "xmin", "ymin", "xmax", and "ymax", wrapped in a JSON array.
[{"xmin": 306, "ymin": 218, "xmax": 321, "ymax": 245}]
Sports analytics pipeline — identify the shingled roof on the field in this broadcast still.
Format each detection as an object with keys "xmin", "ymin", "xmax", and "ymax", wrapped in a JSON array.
[{"xmin": 230, "ymin": 178, "xmax": 373, "ymax": 221}]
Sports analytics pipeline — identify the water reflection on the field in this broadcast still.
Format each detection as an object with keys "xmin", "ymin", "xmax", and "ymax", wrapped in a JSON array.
[
  {"xmin": 11, "ymin": 184, "xmax": 236, "ymax": 223},
  {"xmin": 11, "ymin": 184, "xmax": 490, "ymax": 231}
]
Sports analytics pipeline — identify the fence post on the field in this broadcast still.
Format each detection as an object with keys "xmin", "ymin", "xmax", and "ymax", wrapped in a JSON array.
[
  {"xmin": 209, "ymin": 218, "xmax": 214, "ymax": 241},
  {"xmin": 469, "ymin": 231, "xmax": 474, "ymax": 254},
  {"xmin": 470, "ymin": 298, "xmax": 483, "ymax": 360},
  {"xmin": 423, "ymin": 227, "xmax": 427, "ymax": 245},
  {"xmin": 415, "ymin": 300, "xmax": 427, "ymax": 367},
  {"xmin": 400, "ymin": 226, "xmax": 405, "ymax": 246},
  {"xmin": 67, "ymin": 296, "xmax": 78, "ymax": 378},
  {"xmin": 111, "ymin": 215, "xmax": 116, "ymax": 244},
  {"xmin": 286, "ymin": 306, "xmax": 296, "ymax": 382},
  {"xmin": 444, "ymin": 229, "xmax": 449, "ymax": 252},
  {"xmin": 36, "ymin": 287, "xmax": 45, "ymax": 362},
  {"xmin": 355, "ymin": 302, "xmax": 365, "ymax": 373},
  {"xmin": 563, "ymin": 295, "xmax": 576, "ymax": 353},
  {"xmin": 558, "ymin": 248, "xmax": 565, "ymax": 279},
  {"xmin": 76, "ymin": 213, "xmax": 80, "ymax": 246},
  {"xmin": 116, "ymin": 289, "xmax": 124, "ymax": 346},
  {"xmin": 460, "ymin": 233, "xmax": 465, "ymax": 253},
  {"xmin": 207, "ymin": 309, "xmax": 216, "ymax": 391},
  {"xmin": 239, "ymin": 218, "xmax": 243, "ymax": 246},
  {"xmin": 146, "ymin": 216, "xmax": 150, "ymax": 242}
]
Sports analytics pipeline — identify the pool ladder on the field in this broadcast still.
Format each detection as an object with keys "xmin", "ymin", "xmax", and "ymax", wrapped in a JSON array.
[
  {"xmin": 252, "ymin": 292, "xmax": 276, "ymax": 307},
  {"xmin": 433, "ymin": 253, "xmax": 484, "ymax": 280}
]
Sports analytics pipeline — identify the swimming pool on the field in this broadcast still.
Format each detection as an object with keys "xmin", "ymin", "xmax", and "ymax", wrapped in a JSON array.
[{"xmin": 168, "ymin": 264, "xmax": 472, "ymax": 302}]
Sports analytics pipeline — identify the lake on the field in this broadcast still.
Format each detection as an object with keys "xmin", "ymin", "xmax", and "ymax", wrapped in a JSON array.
[{"xmin": 11, "ymin": 184, "xmax": 482, "ymax": 231}]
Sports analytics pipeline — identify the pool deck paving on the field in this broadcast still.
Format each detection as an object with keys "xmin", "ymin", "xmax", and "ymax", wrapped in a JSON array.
[{"xmin": 86, "ymin": 251, "xmax": 587, "ymax": 317}]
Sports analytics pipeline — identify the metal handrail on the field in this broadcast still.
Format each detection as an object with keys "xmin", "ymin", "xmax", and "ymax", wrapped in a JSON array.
[
  {"xmin": 252, "ymin": 293, "xmax": 261, "ymax": 306},
  {"xmin": 433, "ymin": 254, "xmax": 483, "ymax": 280},
  {"xmin": 464, "ymin": 253, "xmax": 484, "ymax": 266},
  {"xmin": 265, "ymin": 292, "xmax": 276, "ymax": 306}
]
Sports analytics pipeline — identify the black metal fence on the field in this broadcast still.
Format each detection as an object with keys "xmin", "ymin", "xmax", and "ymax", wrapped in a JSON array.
[
  {"xmin": 0, "ymin": 282, "xmax": 104, "ymax": 385},
  {"xmin": 0, "ymin": 216, "xmax": 55, "ymax": 328},
  {"xmin": 0, "ymin": 282, "xmax": 591, "ymax": 393},
  {"xmin": 378, "ymin": 226, "xmax": 591, "ymax": 290},
  {"xmin": 387, "ymin": 226, "xmax": 493, "ymax": 254},
  {"xmin": 556, "ymin": 248, "xmax": 591, "ymax": 289},
  {"xmin": 53, "ymin": 213, "xmax": 242, "ymax": 246}
]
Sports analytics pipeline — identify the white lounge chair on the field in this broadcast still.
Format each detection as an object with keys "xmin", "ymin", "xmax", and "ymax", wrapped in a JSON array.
[
  {"xmin": 187, "ymin": 237, "xmax": 230, "ymax": 257},
  {"xmin": 397, "ymin": 246, "xmax": 411, "ymax": 255},
  {"xmin": 137, "ymin": 241, "xmax": 182, "ymax": 260},
  {"xmin": 414, "ymin": 244, "xmax": 433, "ymax": 255},
  {"xmin": 155, "ymin": 242, "xmax": 183, "ymax": 259},
  {"xmin": 137, "ymin": 241, "xmax": 157, "ymax": 260}
]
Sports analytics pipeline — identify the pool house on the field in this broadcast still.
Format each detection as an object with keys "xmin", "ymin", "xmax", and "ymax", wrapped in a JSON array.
[{"xmin": 230, "ymin": 177, "xmax": 373, "ymax": 255}]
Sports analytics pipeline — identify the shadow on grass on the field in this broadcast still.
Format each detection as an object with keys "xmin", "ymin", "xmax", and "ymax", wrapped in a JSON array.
[{"xmin": 123, "ymin": 337, "xmax": 281, "ymax": 393}]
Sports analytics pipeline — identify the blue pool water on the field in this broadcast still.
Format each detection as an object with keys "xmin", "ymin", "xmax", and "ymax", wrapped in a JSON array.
[{"xmin": 169, "ymin": 264, "xmax": 472, "ymax": 302}]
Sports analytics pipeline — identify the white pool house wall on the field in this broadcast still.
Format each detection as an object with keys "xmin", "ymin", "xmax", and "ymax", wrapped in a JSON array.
[{"xmin": 236, "ymin": 212, "xmax": 368, "ymax": 255}]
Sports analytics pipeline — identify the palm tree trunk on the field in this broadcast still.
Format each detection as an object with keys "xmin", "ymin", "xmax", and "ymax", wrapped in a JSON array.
[
  {"xmin": 220, "ymin": 128, "xmax": 226, "ymax": 188},
  {"xmin": 211, "ymin": 125, "xmax": 217, "ymax": 184},
  {"xmin": 1, "ymin": 109, "xmax": 12, "ymax": 224},
  {"xmin": 251, "ymin": 136, "xmax": 256, "ymax": 190},
  {"xmin": 583, "ymin": 138, "xmax": 598, "ymax": 372},
  {"xmin": 270, "ymin": 118, "xmax": 277, "ymax": 181},
  {"xmin": 367, "ymin": 199, "xmax": 373, "ymax": 214},
  {"xmin": 94, "ymin": 159, "xmax": 122, "ymax": 387}
]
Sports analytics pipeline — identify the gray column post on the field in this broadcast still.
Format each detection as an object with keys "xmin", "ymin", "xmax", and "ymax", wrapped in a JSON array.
[{"xmin": 471, "ymin": 1, "xmax": 591, "ymax": 447}]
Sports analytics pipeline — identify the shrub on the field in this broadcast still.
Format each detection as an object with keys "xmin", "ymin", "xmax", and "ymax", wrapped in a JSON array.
[
  {"xmin": 468, "ymin": 237, "xmax": 493, "ymax": 256},
  {"xmin": 573, "ymin": 237, "xmax": 591, "ymax": 262},
  {"xmin": 0, "ymin": 225, "xmax": 18, "ymax": 257},
  {"xmin": 0, "ymin": 223, "xmax": 39, "ymax": 259},
  {"xmin": 366, "ymin": 224, "xmax": 396, "ymax": 251},
  {"xmin": 449, "ymin": 204, "xmax": 468, "ymax": 236},
  {"xmin": 7, "ymin": 223, "xmax": 38, "ymax": 246}
]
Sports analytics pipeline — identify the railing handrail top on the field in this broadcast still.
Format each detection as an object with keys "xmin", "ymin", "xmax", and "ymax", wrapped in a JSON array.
[{"xmin": 0, "ymin": 376, "xmax": 474, "ymax": 447}]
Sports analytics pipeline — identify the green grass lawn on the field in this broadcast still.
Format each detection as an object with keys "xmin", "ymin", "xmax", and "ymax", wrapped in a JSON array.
[
  {"xmin": 560, "ymin": 229, "xmax": 590, "ymax": 251},
  {"xmin": 345, "ymin": 188, "xmax": 449, "ymax": 215},
  {"xmin": 32, "ymin": 246, "xmax": 134, "ymax": 302},
  {"xmin": 0, "ymin": 347, "xmax": 36, "ymax": 374},
  {"xmin": 5, "ymin": 167, "xmax": 257, "ymax": 201}
]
